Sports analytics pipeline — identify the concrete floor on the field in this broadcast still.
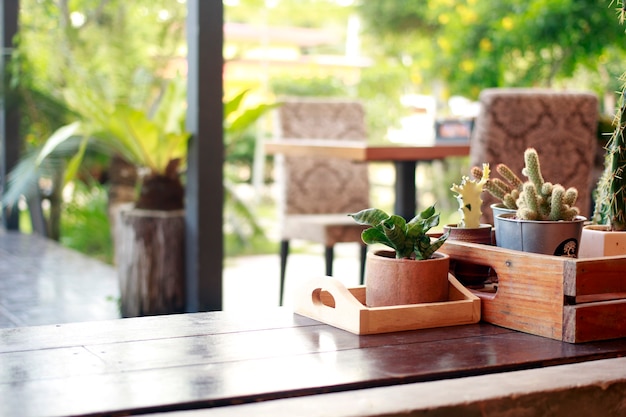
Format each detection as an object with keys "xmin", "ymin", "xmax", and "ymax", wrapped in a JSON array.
[{"xmin": 0, "ymin": 228, "xmax": 363, "ymax": 328}]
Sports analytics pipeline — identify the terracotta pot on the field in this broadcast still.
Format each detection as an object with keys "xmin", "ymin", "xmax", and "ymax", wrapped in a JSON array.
[
  {"xmin": 365, "ymin": 250, "xmax": 450, "ymax": 307},
  {"xmin": 578, "ymin": 224, "xmax": 626, "ymax": 258},
  {"xmin": 443, "ymin": 223, "xmax": 493, "ymax": 288},
  {"xmin": 494, "ymin": 213, "xmax": 586, "ymax": 257}
]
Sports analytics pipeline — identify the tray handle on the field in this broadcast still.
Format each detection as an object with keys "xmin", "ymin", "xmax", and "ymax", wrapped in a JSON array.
[{"xmin": 294, "ymin": 276, "xmax": 366, "ymax": 332}]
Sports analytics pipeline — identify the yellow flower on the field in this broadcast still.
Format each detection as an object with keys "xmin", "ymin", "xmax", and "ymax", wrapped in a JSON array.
[
  {"xmin": 501, "ymin": 16, "xmax": 514, "ymax": 30},
  {"xmin": 457, "ymin": 5, "xmax": 478, "ymax": 24},
  {"xmin": 437, "ymin": 37, "xmax": 452, "ymax": 52},
  {"xmin": 479, "ymin": 38, "xmax": 493, "ymax": 52},
  {"xmin": 461, "ymin": 60, "xmax": 475, "ymax": 72}
]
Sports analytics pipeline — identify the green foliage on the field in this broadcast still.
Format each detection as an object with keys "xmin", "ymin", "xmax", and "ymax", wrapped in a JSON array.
[
  {"xmin": 7, "ymin": 0, "xmax": 188, "ymax": 238},
  {"xmin": 71, "ymin": 77, "xmax": 190, "ymax": 177},
  {"xmin": 2, "ymin": 77, "xmax": 190, "ymax": 209},
  {"xmin": 349, "ymin": 205, "xmax": 449, "ymax": 260},
  {"xmin": 223, "ymin": 90, "xmax": 281, "ymax": 251},
  {"xmin": 270, "ymin": 75, "xmax": 349, "ymax": 98},
  {"xmin": 358, "ymin": 0, "xmax": 625, "ymax": 99},
  {"xmin": 593, "ymin": 83, "xmax": 626, "ymax": 230},
  {"xmin": 358, "ymin": 1, "xmax": 437, "ymax": 37},
  {"xmin": 60, "ymin": 181, "xmax": 114, "ymax": 264},
  {"xmin": 357, "ymin": 64, "xmax": 413, "ymax": 143},
  {"xmin": 225, "ymin": 89, "xmax": 281, "ymax": 171},
  {"xmin": 516, "ymin": 148, "xmax": 579, "ymax": 221},
  {"xmin": 225, "ymin": 0, "xmax": 354, "ymax": 29},
  {"xmin": 592, "ymin": 1, "xmax": 626, "ymax": 231}
]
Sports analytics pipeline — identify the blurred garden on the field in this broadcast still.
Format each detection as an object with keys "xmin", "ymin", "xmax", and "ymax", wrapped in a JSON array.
[{"xmin": 2, "ymin": 0, "xmax": 625, "ymax": 265}]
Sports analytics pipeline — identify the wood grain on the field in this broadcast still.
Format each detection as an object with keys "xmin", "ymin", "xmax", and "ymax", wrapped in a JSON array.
[
  {"xmin": 440, "ymin": 240, "xmax": 626, "ymax": 343},
  {"xmin": 264, "ymin": 140, "xmax": 470, "ymax": 162},
  {"xmin": 294, "ymin": 275, "xmax": 480, "ymax": 334},
  {"xmin": 3, "ymin": 310, "xmax": 626, "ymax": 417}
]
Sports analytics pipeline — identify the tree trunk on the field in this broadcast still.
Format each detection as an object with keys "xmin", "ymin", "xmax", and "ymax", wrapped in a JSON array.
[
  {"xmin": 107, "ymin": 155, "xmax": 138, "ymax": 264},
  {"xmin": 117, "ymin": 207, "xmax": 185, "ymax": 317}
]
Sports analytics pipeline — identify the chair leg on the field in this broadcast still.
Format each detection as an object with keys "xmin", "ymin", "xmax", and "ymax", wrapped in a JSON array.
[
  {"xmin": 359, "ymin": 244, "xmax": 367, "ymax": 285},
  {"xmin": 280, "ymin": 240, "xmax": 289, "ymax": 306},
  {"xmin": 325, "ymin": 246, "xmax": 334, "ymax": 277}
]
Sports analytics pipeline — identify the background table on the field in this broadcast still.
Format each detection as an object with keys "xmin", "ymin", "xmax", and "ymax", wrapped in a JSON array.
[
  {"xmin": 3, "ymin": 309, "xmax": 626, "ymax": 417},
  {"xmin": 265, "ymin": 140, "xmax": 470, "ymax": 219}
]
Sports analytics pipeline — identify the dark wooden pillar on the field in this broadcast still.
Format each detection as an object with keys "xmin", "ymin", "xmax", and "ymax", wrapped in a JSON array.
[
  {"xmin": 1, "ymin": 0, "xmax": 20, "ymax": 230},
  {"xmin": 185, "ymin": 0, "xmax": 223, "ymax": 311}
]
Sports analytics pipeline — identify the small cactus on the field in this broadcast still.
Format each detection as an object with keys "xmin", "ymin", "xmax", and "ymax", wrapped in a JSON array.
[
  {"xmin": 516, "ymin": 148, "xmax": 580, "ymax": 221},
  {"xmin": 451, "ymin": 164, "xmax": 489, "ymax": 228},
  {"xmin": 471, "ymin": 163, "xmax": 523, "ymax": 209}
]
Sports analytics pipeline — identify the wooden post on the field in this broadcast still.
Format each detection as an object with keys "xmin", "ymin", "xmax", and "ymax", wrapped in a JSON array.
[
  {"xmin": 1, "ymin": 0, "xmax": 20, "ymax": 230},
  {"xmin": 185, "ymin": 1, "xmax": 223, "ymax": 311}
]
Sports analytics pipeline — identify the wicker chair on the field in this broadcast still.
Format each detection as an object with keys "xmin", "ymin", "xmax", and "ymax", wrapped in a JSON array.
[
  {"xmin": 274, "ymin": 98, "xmax": 370, "ymax": 305},
  {"xmin": 469, "ymin": 88, "xmax": 599, "ymax": 225}
]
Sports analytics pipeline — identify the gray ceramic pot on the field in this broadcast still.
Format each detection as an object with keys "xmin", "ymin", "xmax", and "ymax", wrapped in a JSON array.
[
  {"xmin": 494, "ymin": 213, "xmax": 586, "ymax": 257},
  {"xmin": 490, "ymin": 203, "xmax": 516, "ymax": 245}
]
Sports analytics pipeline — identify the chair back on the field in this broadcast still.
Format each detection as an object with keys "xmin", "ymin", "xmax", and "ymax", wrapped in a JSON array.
[
  {"xmin": 469, "ymin": 88, "xmax": 599, "ymax": 224},
  {"xmin": 274, "ymin": 98, "xmax": 370, "ymax": 217}
]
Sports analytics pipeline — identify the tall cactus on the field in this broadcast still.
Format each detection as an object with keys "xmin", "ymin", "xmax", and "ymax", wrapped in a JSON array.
[
  {"xmin": 594, "ymin": 89, "xmax": 626, "ymax": 230},
  {"xmin": 516, "ymin": 148, "xmax": 579, "ymax": 221},
  {"xmin": 593, "ymin": 2, "xmax": 626, "ymax": 231}
]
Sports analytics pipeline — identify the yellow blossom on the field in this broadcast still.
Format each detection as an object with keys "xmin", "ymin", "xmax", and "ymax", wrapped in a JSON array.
[
  {"xmin": 501, "ymin": 16, "xmax": 514, "ymax": 30},
  {"xmin": 461, "ymin": 60, "xmax": 475, "ymax": 72},
  {"xmin": 457, "ymin": 5, "xmax": 478, "ymax": 25},
  {"xmin": 479, "ymin": 38, "xmax": 493, "ymax": 52},
  {"xmin": 437, "ymin": 37, "xmax": 451, "ymax": 53}
]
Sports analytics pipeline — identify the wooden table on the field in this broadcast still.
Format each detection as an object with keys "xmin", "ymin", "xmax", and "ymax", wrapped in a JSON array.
[
  {"xmin": 265, "ymin": 140, "xmax": 470, "ymax": 219},
  {"xmin": 3, "ymin": 309, "xmax": 626, "ymax": 417}
]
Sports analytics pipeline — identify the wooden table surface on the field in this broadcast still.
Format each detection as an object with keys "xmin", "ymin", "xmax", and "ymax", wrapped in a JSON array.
[
  {"xmin": 3, "ymin": 309, "xmax": 626, "ymax": 417},
  {"xmin": 264, "ymin": 139, "xmax": 470, "ymax": 162},
  {"xmin": 264, "ymin": 139, "xmax": 471, "ymax": 219}
]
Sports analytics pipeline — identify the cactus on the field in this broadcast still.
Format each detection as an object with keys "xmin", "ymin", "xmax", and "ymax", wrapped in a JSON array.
[
  {"xmin": 594, "ymin": 88, "xmax": 626, "ymax": 230},
  {"xmin": 451, "ymin": 164, "xmax": 489, "ymax": 228},
  {"xmin": 471, "ymin": 163, "xmax": 523, "ymax": 209},
  {"xmin": 516, "ymin": 148, "xmax": 580, "ymax": 221},
  {"xmin": 592, "ymin": 1, "xmax": 626, "ymax": 231}
]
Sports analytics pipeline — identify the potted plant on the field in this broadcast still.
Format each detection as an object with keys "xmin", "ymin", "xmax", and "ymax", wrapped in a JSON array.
[
  {"xmin": 443, "ymin": 164, "xmax": 493, "ymax": 287},
  {"xmin": 74, "ymin": 80, "xmax": 191, "ymax": 317},
  {"xmin": 348, "ymin": 204, "xmax": 450, "ymax": 307},
  {"xmin": 579, "ymin": 6, "xmax": 626, "ymax": 258},
  {"xmin": 495, "ymin": 148, "xmax": 586, "ymax": 257},
  {"xmin": 580, "ymin": 89, "xmax": 626, "ymax": 257},
  {"xmin": 2, "ymin": 78, "xmax": 190, "ymax": 317},
  {"xmin": 3, "ymin": 82, "xmax": 276, "ymax": 317}
]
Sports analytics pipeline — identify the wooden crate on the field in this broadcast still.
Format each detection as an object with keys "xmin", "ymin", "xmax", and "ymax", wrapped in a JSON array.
[
  {"xmin": 439, "ymin": 240, "xmax": 626, "ymax": 343},
  {"xmin": 294, "ymin": 274, "xmax": 481, "ymax": 335}
]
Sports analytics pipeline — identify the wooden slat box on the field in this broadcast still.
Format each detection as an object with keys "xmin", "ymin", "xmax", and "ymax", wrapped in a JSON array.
[
  {"xmin": 294, "ymin": 275, "xmax": 481, "ymax": 335},
  {"xmin": 439, "ymin": 240, "xmax": 626, "ymax": 343}
]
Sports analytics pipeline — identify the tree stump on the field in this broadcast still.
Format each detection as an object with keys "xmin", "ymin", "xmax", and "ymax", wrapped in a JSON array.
[{"xmin": 117, "ymin": 208, "xmax": 185, "ymax": 317}]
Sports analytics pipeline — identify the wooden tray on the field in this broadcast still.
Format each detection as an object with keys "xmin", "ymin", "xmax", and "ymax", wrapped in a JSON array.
[
  {"xmin": 294, "ymin": 274, "xmax": 481, "ymax": 335},
  {"xmin": 439, "ymin": 240, "xmax": 626, "ymax": 343}
]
